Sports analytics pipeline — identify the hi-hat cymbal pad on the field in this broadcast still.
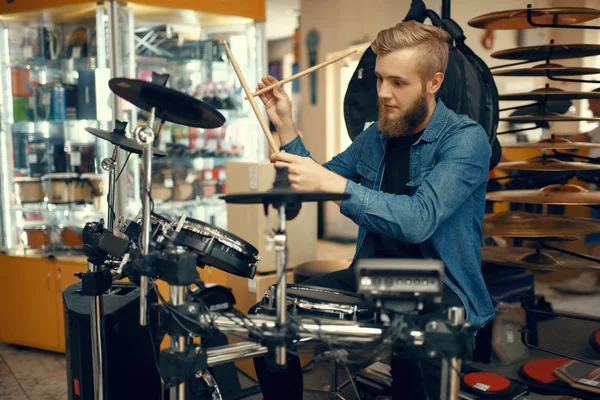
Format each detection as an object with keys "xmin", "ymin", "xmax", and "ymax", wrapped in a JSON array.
[{"xmin": 86, "ymin": 127, "xmax": 167, "ymax": 156}]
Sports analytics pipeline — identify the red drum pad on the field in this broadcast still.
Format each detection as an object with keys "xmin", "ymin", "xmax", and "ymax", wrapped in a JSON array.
[
  {"xmin": 462, "ymin": 372, "xmax": 523, "ymax": 398},
  {"xmin": 591, "ymin": 330, "xmax": 600, "ymax": 355},
  {"xmin": 519, "ymin": 358, "xmax": 572, "ymax": 393}
]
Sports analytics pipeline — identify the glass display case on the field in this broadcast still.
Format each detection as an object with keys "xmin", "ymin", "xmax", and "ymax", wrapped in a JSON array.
[
  {"xmin": 0, "ymin": 0, "xmax": 267, "ymax": 253},
  {"xmin": 0, "ymin": 2, "xmax": 113, "ymax": 254},
  {"xmin": 113, "ymin": 2, "xmax": 267, "ymax": 229}
]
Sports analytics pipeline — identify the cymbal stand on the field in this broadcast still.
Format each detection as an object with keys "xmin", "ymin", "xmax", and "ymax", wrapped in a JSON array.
[
  {"xmin": 134, "ymin": 107, "xmax": 191, "ymax": 400},
  {"xmin": 525, "ymin": 4, "xmax": 600, "ymax": 30},
  {"xmin": 135, "ymin": 106, "xmax": 156, "ymax": 328},
  {"xmin": 81, "ymin": 220, "xmax": 127, "ymax": 400},
  {"xmin": 438, "ymin": 307, "xmax": 465, "ymax": 400},
  {"xmin": 274, "ymin": 205, "xmax": 288, "ymax": 366},
  {"xmin": 84, "ymin": 137, "xmax": 121, "ymax": 400}
]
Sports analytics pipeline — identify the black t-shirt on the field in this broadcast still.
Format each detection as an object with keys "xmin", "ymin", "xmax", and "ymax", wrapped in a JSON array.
[{"xmin": 373, "ymin": 130, "xmax": 424, "ymax": 259}]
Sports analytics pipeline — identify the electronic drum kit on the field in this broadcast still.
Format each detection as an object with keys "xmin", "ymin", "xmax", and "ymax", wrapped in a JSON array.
[{"xmin": 77, "ymin": 43, "xmax": 469, "ymax": 400}]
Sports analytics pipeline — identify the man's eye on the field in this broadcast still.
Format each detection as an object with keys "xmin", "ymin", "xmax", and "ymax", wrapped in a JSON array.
[{"xmin": 394, "ymin": 81, "xmax": 403, "ymax": 86}]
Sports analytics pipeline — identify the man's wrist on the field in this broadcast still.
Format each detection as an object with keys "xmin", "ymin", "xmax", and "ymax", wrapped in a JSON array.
[
  {"xmin": 276, "ymin": 119, "xmax": 299, "ymax": 147},
  {"xmin": 321, "ymin": 172, "xmax": 347, "ymax": 194}
]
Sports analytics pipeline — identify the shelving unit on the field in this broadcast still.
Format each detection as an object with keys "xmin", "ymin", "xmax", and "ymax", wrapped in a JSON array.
[
  {"xmin": 0, "ymin": 0, "xmax": 267, "ymax": 353},
  {"xmin": 0, "ymin": 3, "xmax": 112, "ymax": 255}
]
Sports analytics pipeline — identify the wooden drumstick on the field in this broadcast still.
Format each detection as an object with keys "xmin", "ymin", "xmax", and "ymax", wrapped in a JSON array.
[
  {"xmin": 222, "ymin": 41, "xmax": 279, "ymax": 153},
  {"xmin": 247, "ymin": 49, "xmax": 358, "ymax": 99}
]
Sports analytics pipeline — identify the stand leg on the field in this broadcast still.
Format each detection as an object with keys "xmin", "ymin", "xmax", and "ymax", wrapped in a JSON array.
[
  {"xmin": 88, "ymin": 262, "xmax": 107, "ymax": 400},
  {"xmin": 170, "ymin": 285, "xmax": 187, "ymax": 400},
  {"xmin": 440, "ymin": 307, "xmax": 464, "ymax": 400}
]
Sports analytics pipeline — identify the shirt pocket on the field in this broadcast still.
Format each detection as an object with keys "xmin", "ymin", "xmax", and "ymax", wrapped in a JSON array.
[
  {"xmin": 406, "ymin": 165, "xmax": 434, "ymax": 194},
  {"xmin": 356, "ymin": 160, "xmax": 377, "ymax": 189}
]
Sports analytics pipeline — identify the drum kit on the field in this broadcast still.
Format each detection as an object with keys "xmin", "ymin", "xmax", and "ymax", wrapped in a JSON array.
[
  {"xmin": 467, "ymin": 4, "xmax": 600, "ymax": 275},
  {"xmin": 75, "ymin": 42, "xmax": 469, "ymax": 400}
]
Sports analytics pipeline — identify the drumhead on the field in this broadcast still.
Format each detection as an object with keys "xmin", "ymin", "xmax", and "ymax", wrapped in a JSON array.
[
  {"xmin": 181, "ymin": 217, "xmax": 259, "ymax": 259},
  {"xmin": 286, "ymin": 285, "xmax": 362, "ymax": 305}
]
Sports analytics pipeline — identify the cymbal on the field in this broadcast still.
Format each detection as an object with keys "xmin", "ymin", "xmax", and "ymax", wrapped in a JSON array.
[
  {"xmin": 484, "ymin": 211, "xmax": 600, "ymax": 239},
  {"xmin": 482, "ymin": 247, "xmax": 600, "ymax": 272},
  {"xmin": 510, "ymin": 100, "xmax": 572, "ymax": 117},
  {"xmin": 221, "ymin": 188, "xmax": 350, "ymax": 205},
  {"xmin": 468, "ymin": 7, "xmax": 600, "ymax": 30},
  {"xmin": 496, "ymin": 157, "xmax": 600, "ymax": 172},
  {"xmin": 499, "ymin": 87, "xmax": 600, "ymax": 101},
  {"xmin": 491, "ymin": 43, "xmax": 600, "ymax": 61},
  {"xmin": 486, "ymin": 184, "xmax": 600, "ymax": 205},
  {"xmin": 493, "ymin": 63, "xmax": 600, "ymax": 77},
  {"xmin": 502, "ymin": 138, "xmax": 600, "ymax": 150},
  {"xmin": 500, "ymin": 112, "xmax": 600, "ymax": 123},
  {"xmin": 86, "ymin": 127, "xmax": 167, "ymax": 156},
  {"xmin": 109, "ymin": 78, "xmax": 225, "ymax": 128}
]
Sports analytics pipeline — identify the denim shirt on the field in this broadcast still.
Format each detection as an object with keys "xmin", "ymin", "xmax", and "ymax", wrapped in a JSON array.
[{"xmin": 281, "ymin": 99, "xmax": 495, "ymax": 326}]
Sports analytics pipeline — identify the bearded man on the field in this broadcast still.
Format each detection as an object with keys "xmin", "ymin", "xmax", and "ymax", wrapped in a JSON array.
[{"xmin": 252, "ymin": 20, "xmax": 495, "ymax": 400}]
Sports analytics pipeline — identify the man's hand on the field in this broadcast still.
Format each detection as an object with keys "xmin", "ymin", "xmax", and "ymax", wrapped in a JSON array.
[
  {"xmin": 270, "ymin": 151, "xmax": 347, "ymax": 195},
  {"xmin": 257, "ymin": 76, "xmax": 299, "ymax": 147},
  {"xmin": 257, "ymin": 76, "xmax": 293, "ymax": 128}
]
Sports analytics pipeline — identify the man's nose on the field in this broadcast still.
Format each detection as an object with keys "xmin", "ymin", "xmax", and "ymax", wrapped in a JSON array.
[{"xmin": 378, "ymin": 81, "xmax": 392, "ymax": 99}]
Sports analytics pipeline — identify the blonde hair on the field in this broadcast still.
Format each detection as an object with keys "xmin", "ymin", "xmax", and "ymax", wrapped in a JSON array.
[{"xmin": 371, "ymin": 20, "xmax": 450, "ymax": 84}]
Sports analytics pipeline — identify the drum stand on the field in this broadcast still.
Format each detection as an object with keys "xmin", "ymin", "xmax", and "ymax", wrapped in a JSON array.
[
  {"xmin": 83, "ymin": 140, "xmax": 121, "ymax": 400},
  {"xmin": 273, "ymin": 204, "xmax": 289, "ymax": 366},
  {"xmin": 303, "ymin": 354, "xmax": 352, "ymax": 400},
  {"xmin": 134, "ymin": 107, "xmax": 215, "ymax": 400}
]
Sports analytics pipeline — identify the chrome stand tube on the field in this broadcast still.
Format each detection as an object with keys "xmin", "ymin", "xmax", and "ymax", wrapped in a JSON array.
[
  {"xmin": 275, "ymin": 205, "xmax": 287, "ymax": 366},
  {"xmin": 441, "ymin": 306, "xmax": 465, "ymax": 400},
  {"xmin": 88, "ymin": 262, "xmax": 107, "ymax": 400},
  {"xmin": 135, "ymin": 107, "xmax": 156, "ymax": 327},
  {"xmin": 170, "ymin": 285, "xmax": 187, "ymax": 400}
]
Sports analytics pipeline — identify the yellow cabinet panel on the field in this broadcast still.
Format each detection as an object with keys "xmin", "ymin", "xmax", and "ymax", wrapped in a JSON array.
[
  {"xmin": 0, "ymin": 255, "xmax": 60, "ymax": 351},
  {"xmin": 55, "ymin": 257, "xmax": 88, "ymax": 353}
]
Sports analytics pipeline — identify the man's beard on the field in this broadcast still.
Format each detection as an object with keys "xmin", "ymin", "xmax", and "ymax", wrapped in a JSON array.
[{"xmin": 378, "ymin": 92, "xmax": 429, "ymax": 137}]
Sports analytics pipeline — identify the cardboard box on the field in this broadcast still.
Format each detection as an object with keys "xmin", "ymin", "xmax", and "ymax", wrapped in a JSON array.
[{"xmin": 225, "ymin": 160, "xmax": 317, "ymax": 274}]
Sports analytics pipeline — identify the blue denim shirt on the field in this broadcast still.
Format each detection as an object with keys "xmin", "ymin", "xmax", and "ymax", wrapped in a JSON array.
[{"xmin": 281, "ymin": 99, "xmax": 495, "ymax": 326}]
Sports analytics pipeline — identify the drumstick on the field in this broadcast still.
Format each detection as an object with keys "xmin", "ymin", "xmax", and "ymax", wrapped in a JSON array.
[
  {"xmin": 247, "ymin": 49, "xmax": 358, "ymax": 99},
  {"xmin": 222, "ymin": 41, "xmax": 279, "ymax": 153}
]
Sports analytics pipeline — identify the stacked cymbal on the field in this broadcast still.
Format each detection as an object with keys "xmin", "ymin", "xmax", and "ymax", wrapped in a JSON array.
[{"xmin": 468, "ymin": 5, "xmax": 600, "ymax": 272}]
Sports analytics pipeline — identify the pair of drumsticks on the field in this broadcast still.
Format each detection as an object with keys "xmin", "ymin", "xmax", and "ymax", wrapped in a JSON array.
[{"xmin": 221, "ymin": 41, "xmax": 357, "ymax": 153}]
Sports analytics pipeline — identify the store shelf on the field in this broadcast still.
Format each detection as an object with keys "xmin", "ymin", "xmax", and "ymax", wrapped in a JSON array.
[{"xmin": 10, "ymin": 56, "xmax": 99, "ymax": 70}]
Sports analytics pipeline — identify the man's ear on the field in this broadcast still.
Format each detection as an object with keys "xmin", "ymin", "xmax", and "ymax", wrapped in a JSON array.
[{"xmin": 427, "ymin": 72, "xmax": 444, "ymax": 94}]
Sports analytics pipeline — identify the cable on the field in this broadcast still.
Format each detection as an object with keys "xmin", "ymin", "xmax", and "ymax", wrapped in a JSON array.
[
  {"xmin": 106, "ymin": 151, "xmax": 132, "ymax": 226},
  {"xmin": 115, "ymin": 152, "xmax": 132, "ymax": 183},
  {"xmin": 342, "ymin": 362, "xmax": 362, "ymax": 400}
]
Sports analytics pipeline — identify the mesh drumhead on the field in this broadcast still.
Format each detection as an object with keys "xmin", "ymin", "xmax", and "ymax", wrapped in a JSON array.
[{"xmin": 287, "ymin": 285, "xmax": 361, "ymax": 305}]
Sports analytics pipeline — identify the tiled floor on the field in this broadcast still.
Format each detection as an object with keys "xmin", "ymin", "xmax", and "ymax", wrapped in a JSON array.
[{"xmin": 1, "ymin": 240, "xmax": 599, "ymax": 399}]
